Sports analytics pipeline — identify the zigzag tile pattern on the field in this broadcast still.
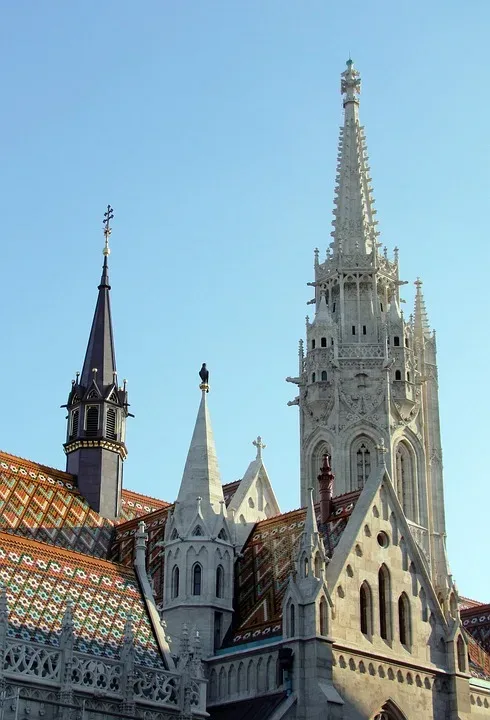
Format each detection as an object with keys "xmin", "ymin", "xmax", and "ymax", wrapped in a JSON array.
[
  {"xmin": 0, "ymin": 451, "xmax": 171, "ymax": 558},
  {"xmin": 0, "ymin": 532, "xmax": 163, "ymax": 667}
]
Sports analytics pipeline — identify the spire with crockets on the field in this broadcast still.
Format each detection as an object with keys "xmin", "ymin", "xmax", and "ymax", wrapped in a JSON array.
[
  {"xmin": 331, "ymin": 59, "xmax": 379, "ymax": 261},
  {"xmin": 63, "ymin": 207, "xmax": 130, "ymax": 519}
]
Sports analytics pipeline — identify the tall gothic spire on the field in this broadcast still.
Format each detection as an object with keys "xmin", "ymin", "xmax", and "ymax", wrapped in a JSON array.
[
  {"xmin": 63, "ymin": 207, "xmax": 129, "ymax": 520},
  {"xmin": 331, "ymin": 59, "xmax": 379, "ymax": 259}
]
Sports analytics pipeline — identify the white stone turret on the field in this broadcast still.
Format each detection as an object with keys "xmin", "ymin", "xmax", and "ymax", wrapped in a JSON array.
[{"xmin": 162, "ymin": 384, "xmax": 234, "ymax": 658}]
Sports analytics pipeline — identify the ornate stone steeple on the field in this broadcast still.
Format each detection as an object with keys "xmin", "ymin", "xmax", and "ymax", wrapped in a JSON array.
[
  {"xmin": 331, "ymin": 59, "xmax": 379, "ymax": 260},
  {"xmin": 63, "ymin": 207, "xmax": 130, "ymax": 520},
  {"xmin": 288, "ymin": 61, "xmax": 450, "ymax": 599}
]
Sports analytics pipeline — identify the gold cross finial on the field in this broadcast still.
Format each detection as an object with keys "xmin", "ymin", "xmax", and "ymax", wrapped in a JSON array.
[
  {"xmin": 253, "ymin": 436, "xmax": 266, "ymax": 460},
  {"xmin": 103, "ymin": 205, "xmax": 114, "ymax": 257}
]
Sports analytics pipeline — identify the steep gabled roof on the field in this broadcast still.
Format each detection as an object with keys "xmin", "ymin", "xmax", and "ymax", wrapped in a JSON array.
[{"xmin": 0, "ymin": 531, "xmax": 164, "ymax": 667}]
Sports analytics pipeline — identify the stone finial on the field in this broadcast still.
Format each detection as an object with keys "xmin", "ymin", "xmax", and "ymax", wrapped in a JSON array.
[
  {"xmin": 191, "ymin": 629, "xmax": 204, "ymax": 678},
  {"xmin": 341, "ymin": 58, "xmax": 361, "ymax": 105},
  {"xmin": 253, "ymin": 436, "xmax": 266, "ymax": 460}
]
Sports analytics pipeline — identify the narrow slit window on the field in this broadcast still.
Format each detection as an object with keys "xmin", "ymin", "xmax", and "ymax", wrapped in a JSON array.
[
  {"xmin": 312, "ymin": 373, "xmax": 316, "ymax": 383},
  {"xmin": 360, "ymin": 582, "xmax": 372, "ymax": 636},
  {"xmin": 312, "ymin": 339, "xmax": 316, "ymax": 349},
  {"xmin": 379, "ymin": 565, "xmax": 390, "ymax": 641},
  {"xmin": 192, "ymin": 564, "xmax": 202, "ymax": 596},
  {"xmin": 216, "ymin": 565, "xmax": 224, "ymax": 598},
  {"xmin": 352, "ymin": 326, "xmax": 356, "ymax": 335},
  {"xmin": 362, "ymin": 325, "xmax": 367, "ymax": 335},
  {"xmin": 394, "ymin": 336, "xmax": 400, "ymax": 346},
  {"xmin": 321, "ymin": 337, "xmax": 327, "ymax": 347},
  {"xmin": 171, "ymin": 565, "xmax": 179, "ymax": 599},
  {"xmin": 321, "ymin": 371, "xmax": 328, "ymax": 381},
  {"xmin": 395, "ymin": 370, "xmax": 401, "ymax": 381},
  {"xmin": 398, "ymin": 593, "xmax": 411, "ymax": 647}
]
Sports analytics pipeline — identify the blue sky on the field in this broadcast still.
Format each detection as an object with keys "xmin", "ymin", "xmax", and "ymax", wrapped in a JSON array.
[{"xmin": 0, "ymin": 2, "xmax": 488, "ymax": 602}]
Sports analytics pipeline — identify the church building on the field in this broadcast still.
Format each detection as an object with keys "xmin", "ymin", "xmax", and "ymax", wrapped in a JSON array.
[{"xmin": 0, "ymin": 60, "xmax": 489, "ymax": 720}]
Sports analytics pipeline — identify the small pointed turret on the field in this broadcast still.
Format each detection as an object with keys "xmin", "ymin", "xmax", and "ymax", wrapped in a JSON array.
[
  {"xmin": 63, "ymin": 207, "xmax": 129, "ymax": 519},
  {"xmin": 176, "ymin": 378, "xmax": 225, "ymax": 531},
  {"xmin": 331, "ymin": 59, "xmax": 379, "ymax": 260}
]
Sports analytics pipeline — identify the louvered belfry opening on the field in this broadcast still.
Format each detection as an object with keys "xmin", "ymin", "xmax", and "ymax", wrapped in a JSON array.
[
  {"xmin": 106, "ymin": 408, "xmax": 117, "ymax": 440},
  {"xmin": 70, "ymin": 409, "xmax": 79, "ymax": 440},
  {"xmin": 85, "ymin": 406, "xmax": 99, "ymax": 436}
]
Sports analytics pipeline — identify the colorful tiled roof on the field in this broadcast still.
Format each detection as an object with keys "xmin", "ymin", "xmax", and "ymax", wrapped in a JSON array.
[
  {"xmin": 227, "ymin": 492, "xmax": 360, "ymax": 647},
  {"xmin": 0, "ymin": 450, "xmax": 171, "ymax": 559},
  {"xmin": 0, "ymin": 531, "xmax": 163, "ymax": 667},
  {"xmin": 466, "ymin": 632, "xmax": 490, "ymax": 681},
  {"xmin": 461, "ymin": 603, "xmax": 490, "ymax": 655}
]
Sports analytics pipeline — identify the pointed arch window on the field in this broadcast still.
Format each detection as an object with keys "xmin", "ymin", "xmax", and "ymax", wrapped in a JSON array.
[
  {"xmin": 192, "ymin": 563, "xmax": 202, "ymax": 596},
  {"xmin": 289, "ymin": 603, "xmax": 296, "ymax": 637},
  {"xmin": 356, "ymin": 442, "xmax": 371, "ymax": 489},
  {"xmin": 171, "ymin": 565, "xmax": 179, "ymax": 599},
  {"xmin": 319, "ymin": 596, "xmax": 328, "ymax": 636},
  {"xmin": 457, "ymin": 636, "xmax": 466, "ymax": 672},
  {"xmin": 378, "ymin": 565, "xmax": 391, "ymax": 641},
  {"xmin": 106, "ymin": 408, "xmax": 117, "ymax": 440},
  {"xmin": 85, "ymin": 406, "xmax": 99, "ymax": 436},
  {"xmin": 395, "ymin": 443, "xmax": 416, "ymax": 521},
  {"xmin": 398, "ymin": 593, "xmax": 411, "ymax": 648},
  {"xmin": 218, "ymin": 528, "xmax": 227, "ymax": 541},
  {"xmin": 216, "ymin": 565, "xmax": 224, "ymax": 598},
  {"xmin": 70, "ymin": 409, "xmax": 79, "ymax": 440},
  {"xmin": 360, "ymin": 581, "xmax": 373, "ymax": 637}
]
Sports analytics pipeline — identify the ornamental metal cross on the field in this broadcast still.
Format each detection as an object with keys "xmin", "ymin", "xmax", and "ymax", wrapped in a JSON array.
[
  {"xmin": 103, "ymin": 205, "xmax": 114, "ymax": 253},
  {"xmin": 253, "ymin": 436, "xmax": 266, "ymax": 460}
]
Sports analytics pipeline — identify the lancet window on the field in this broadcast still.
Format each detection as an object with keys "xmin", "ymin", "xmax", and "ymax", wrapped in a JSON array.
[
  {"xmin": 171, "ymin": 565, "xmax": 179, "ymax": 599},
  {"xmin": 378, "ymin": 565, "xmax": 391, "ymax": 641},
  {"xmin": 192, "ymin": 563, "xmax": 202, "ymax": 596},
  {"xmin": 395, "ymin": 442, "xmax": 416, "ymax": 522}
]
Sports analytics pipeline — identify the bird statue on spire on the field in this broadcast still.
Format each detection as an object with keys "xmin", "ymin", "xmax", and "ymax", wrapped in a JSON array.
[{"xmin": 199, "ymin": 363, "xmax": 209, "ymax": 392}]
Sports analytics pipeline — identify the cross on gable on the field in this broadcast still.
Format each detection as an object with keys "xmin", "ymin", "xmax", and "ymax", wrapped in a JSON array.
[{"xmin": 252, "ymin": 436, "xmax": 266, "ymax": 460}]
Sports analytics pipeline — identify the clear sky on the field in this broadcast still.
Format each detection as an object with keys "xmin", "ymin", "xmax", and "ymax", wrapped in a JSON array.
[{"xmin": 0, "ymin": 1, "xmax": 488, "ymax": 602}]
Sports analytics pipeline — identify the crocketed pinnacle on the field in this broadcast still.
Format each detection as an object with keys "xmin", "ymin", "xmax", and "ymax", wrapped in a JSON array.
[
  {"xmin": 331, "ymin": 59, "xmax": 379, "ymax": 259},
  {"xmin": 414, "ymin": 278, "xmax": 431, "ymax": 338},
  {"xmin": 176, "ymin": 388, "xmax": 225, "ymax": 527}
]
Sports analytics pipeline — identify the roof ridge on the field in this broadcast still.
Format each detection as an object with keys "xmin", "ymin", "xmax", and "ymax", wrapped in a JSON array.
[
  {"xmin": 255, "ymin": 506, "xmax": 306, "ymax": 527},
  {"xmin": 0, "ymin": 530, "xmax": 141, "ymax": 573},
  {"xmin": 122, "ymin": 487, "xmax": 170, "ymax": 506},
  {"xmin": 0, "ymin": 449, "xmax": 74, "ymax": 480},
  {"xmin": 115, "ymin": 504, "xmax": 172, "ymax": 531}
]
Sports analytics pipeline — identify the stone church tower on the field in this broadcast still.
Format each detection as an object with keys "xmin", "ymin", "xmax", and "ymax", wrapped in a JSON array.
[{"xmin": 287, "ymin": 60, "xmax": 449, "ymax": 602}]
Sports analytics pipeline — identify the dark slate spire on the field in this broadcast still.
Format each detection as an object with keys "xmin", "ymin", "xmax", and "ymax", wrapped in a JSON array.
[
  {"xmin": 63, "ymin": 207, "xmax": 130, "ymax": 520},
  {"xmin": 79, "ymin": 252, "xmax": 116, "ymax": 389}
]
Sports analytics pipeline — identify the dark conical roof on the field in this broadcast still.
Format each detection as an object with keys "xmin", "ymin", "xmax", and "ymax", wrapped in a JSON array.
[{"xmin": 80, "ymin": 255, "xmax": 117, "ymax": 389}]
